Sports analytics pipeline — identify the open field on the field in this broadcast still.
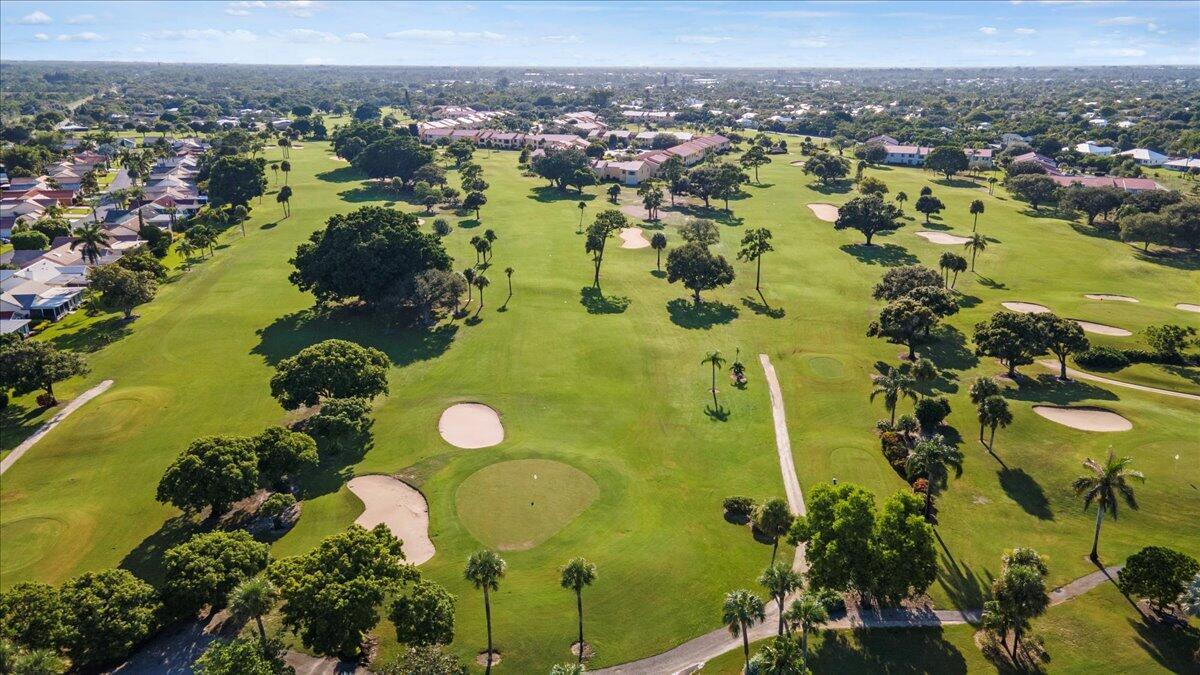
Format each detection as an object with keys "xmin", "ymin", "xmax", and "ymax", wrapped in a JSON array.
[{"xmin": 2, "ymin": 137, "xmax": 1196, "ymax": 671}]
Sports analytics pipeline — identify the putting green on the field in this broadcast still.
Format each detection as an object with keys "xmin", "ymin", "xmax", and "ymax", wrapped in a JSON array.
[
  {"xmin": 0, "ymin": 517, "xmax": 66, "ymax": 574},
  {"xmin": 805, "ymin": 355, "xmax": 847, "ymax": 380},
  {"xmin": 454, "ymin": 459, "xmax": 598, "ymax": 551},
  {"xmin": 71, "ymin": 387, "xmax": 172, "ymax": 443}
]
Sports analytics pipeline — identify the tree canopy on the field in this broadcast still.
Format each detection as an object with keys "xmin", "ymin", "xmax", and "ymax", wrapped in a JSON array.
[
  {"xmin": 206, "ymin": 154, "xmax": 267, "ymax": 207},
  {"xmin": 163, "ymin": 530, "xmax": 270, "ymax": 613},
  {"xmin": 156, "ymin": 435, "xmax": 260, "ymax": 515},
  {"xmin": 835, "ymin": 196, "xmax": 902, "ymax": 245},
  {"xmin": 269, "ymin": 339, "xmax": 389, "ymax": 409},
  {"xmin": 665, "ymin": 242, "xmax": 736, "ymax": 305},
  {"xmin": 352, "ymin": 135, "xmax": 434, "ymax": 181}
]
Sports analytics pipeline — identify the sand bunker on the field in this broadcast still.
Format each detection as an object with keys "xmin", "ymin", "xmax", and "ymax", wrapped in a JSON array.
[
  {"xmin": 1085, "ymin": 294, "xmax": 1138, "ymax": 303},
  {"xmin": 1073, "ymin": 320, "xmax": 1132, "ymax": 337},
  {"xmin": 438, "ymin": 403, "xmax": 504, "ymax": 449},
  {"xmin": 619, "ymin": 227, "xmax": 651, "ymax": 249},
  {"xmin": 807, "ymin": 203, "xmax": 840, "ymax": 222},
  {"xmin": 1177, "ymin": 303, "xmax": 1200, "ymax": 313},
  {"xmin": 327, "ymin": 155, "xmax": 348, "ymax": 162},
  {"xmin": 1032, "ymin": 406, "xmax": 1132, "ymax": 432},
  {"xmin": 348, "ymin": 475, "xmax": 435, "ymax": 564},
  {"xmin": 915, "ymin": 231, "xmax": 972, "ymax": 245},
  {"xmin": 1001, "ymin": 302, "xmax": 1051, "ymax": 314}
]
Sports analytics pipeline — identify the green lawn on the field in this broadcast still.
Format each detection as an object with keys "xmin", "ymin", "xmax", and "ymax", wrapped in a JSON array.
[{"xmin": 1, "ymin": 138, "xmax": 1196, "ymax": 672}]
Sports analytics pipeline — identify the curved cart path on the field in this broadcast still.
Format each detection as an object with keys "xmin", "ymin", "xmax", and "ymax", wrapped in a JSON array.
[
  {"xmin": 1035, "ymin": 360, "xmax": 1200, "ymax": 402},
  {"xmin": 1, "ymin": 380, "xmax": 114, "ymax": 475}
]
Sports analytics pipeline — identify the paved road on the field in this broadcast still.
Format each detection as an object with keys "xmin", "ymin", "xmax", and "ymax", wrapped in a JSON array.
[
  {"xmin": 1035, "ymin": 360, "xmax": 1200, "ymax": 402},
  {"xmin": 1, "ymin": 379, "xmax": 113, "ymax": 475}
]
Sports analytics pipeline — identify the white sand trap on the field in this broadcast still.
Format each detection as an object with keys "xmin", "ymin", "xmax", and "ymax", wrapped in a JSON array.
[
  {"xmin": 619, "ymin": 227, "xmax": 651, "ymax": 249},
  {"xmin": 916, "ymin": 231, "xmax": 972, "ymax": 245},
  {"xmin": 438, "ymin": 403, "xmax": 504, "ymax": 449},
  {"xmin": 1085, "ymin": 294, "xmax": 1138, "ymax": 303},
  {"xmin": 1073, "ymin": 320, "xmax": 1132, "ymax": 337},
  {"xmin": 1032, "ymin": 406, "xmax": 1132, "ymax": 432},
  {"xmin": 1001, "ymin": 302, "xmax": 1051, "ymax": 314},
  {"xmin": 347, "ymin": 475, "xmax": 435, "ymax": 564},
  {"xmin": 327, "ymin": 155, "xmax": 348, "ymax": 162},
  {"xmin": 1177, "ymin": 303, "xmax": 1200, "ymax": 313},
  {"xmin": 807, "ymin": 203, "xmax": 840, "ymax": 222}
]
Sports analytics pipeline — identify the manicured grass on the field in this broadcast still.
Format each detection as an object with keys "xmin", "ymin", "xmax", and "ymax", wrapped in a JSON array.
[
  {"xmin": 454, "ymin": 458, "xmax": 599, "ymax": 552},
  {"xmin": 1, "ymin": 137, "xmax": 1196, "ymax": 672}
]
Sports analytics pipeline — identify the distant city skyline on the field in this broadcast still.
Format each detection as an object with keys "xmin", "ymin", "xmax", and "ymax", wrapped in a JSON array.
[{"xmin": 2, "ymin": 0, "xmax": 1197, "ymax": 68}]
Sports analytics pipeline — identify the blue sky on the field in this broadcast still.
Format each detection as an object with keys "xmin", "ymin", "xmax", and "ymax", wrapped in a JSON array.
[{"xmin": 2, "ymin": 1, "xmax": 1197, "ymax": 67}]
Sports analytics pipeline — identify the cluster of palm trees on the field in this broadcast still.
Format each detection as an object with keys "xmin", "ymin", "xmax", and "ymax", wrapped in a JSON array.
[
  {"xmin": 464, "ymin": 550, "xmax": 597, "ymax": 672},
  {"xmin": 723, "ymin": 562, "xmax": 833, "ymax": 673},
  {"xmin": 459, "ymin": 228, "xmax": 511, "ymax": 316}
]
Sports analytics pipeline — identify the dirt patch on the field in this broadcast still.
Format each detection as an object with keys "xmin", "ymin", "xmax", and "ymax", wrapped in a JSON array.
[
  {"xmin": 619, "ymin": 227, "xmax": 651, "ymax": 249},
  {"xmin": 1032, "ymin": 406, "xmax": 1132, "ymax": 432},
  {"xmin": 1085, "ymin": 294, "xmax": 1138, "ymax": 303},
  {"xmin": 1001, "ymin": 301, "xmax": 1051, "ymax": 314},
  {"xmin": 1072, "ymin": 320, "xmax": 1132, "ymax": 337},
  {"xmin": 327, "ymin": 155, "xmax": 348, "ymax": 162},
  {"xmin": 571, "ymin": 641, "xmax": 594, "ymax": 660},
  {"xmin": 1176, "ymin": 303, "xmax": 1200, "ymax": 313},
  {"xmin": 347, "ymin": 475, "xmax": 435, "ymax": 565},
  {"xmin": 438, "ymin": 403, "xmax": 504, "ymax": 449},
  {"xmin": 807, "ymin": 203, "xmax": 839, "ymax": 222},
  {"xmin": 475, "ymin": 651, "xmax": 502, "ymax": 667},
  {"xmin": 915, "ymin": 231, "xmax": 971, "ymax": 245}
]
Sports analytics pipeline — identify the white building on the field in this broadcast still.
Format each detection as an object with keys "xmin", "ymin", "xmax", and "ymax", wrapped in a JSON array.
[
  {"xmin": 1115, "ymin": 148, "xmax": 1167, "ymax": 166},
  {"xmin": 1074, "ymin": 141, "xmax": 1113, "ymax": 156}
]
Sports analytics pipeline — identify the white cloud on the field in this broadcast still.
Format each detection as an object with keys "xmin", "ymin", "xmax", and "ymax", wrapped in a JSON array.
[
  {"xmin": 274, "ymin": 28, "xmax": 340, "ymax": 43},
  {"xmin": 55, "ymin": 32, "xmax": 103, "ymax": 42},
  {"xmin": 1077, "ymin": 47, "xmax": 1147, "ymax": 57},
  {"xmin": 1097, "ymin": 16, "xmax": 1149, "ymax": 25},
  {"xmin": 33, "ymin": 32, "xmax": 49, "ymax": 41},
  {"xmin": 14, "ymin": 10, "xmax": 53, "ymax": 24},
  {"xmin": 225, "ymin": 1, "xmax": 265, "ymax": 15},
  {"xmin": 344, "ymin": 32, "xmax": 370, "ymax": 42},
  {"xmin": 66, "ymin": 14, "xmax": 97, "ymax": 24},
  {"xmin": 1014, "ymin": 27, "xmax": 1037, "ymax": 34},
  {"xmin": 225, "ymin": 1, "xmax": 322, "ymax": 17},
  {"xmin": 788, "ymin": 37, "xmax": 831, "ymax": 48},
  {"xmin": 675, "ymin": 35, "xmax": 732, "ymax": 44},
  {"xmin": 385, "ymin": 29, "xmax": 507, "ymax": 44},
  {"xmin": 978, "ymin": 26, "xmax": 999, "ymax": 35},
  {"xmin": 146, "ymin": 28, "xmax": 258, "ymax": 42},
  {"xmin": 542, "ymin": 35, "xmax": 581, "ymax": 44}
]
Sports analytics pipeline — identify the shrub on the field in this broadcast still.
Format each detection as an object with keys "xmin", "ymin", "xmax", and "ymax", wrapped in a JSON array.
[
  {"xmin": 914, "ymin": 397, "xmax": 951, "ymax": 435},
  {"xmin": 911, "ymin": 478, "xmax": 929, "ymax": 494},
  {"xmin": 431, "ymin": 218, "xmax": 451, "ymax": 237},
  {"xmin": 1073, "ymin": 346, "xmax": 1129, "ymax": 370},
  {"xmin": 10, "ymin": 230, "xmax": 49, "ymax": 251},
  {"xmin": 260, "ymin": 492, "xmax": 298, "ymax": 529},
  {"xmin": 723, "ymin": 496, "xmax": 756, "ymax": 519},
  {"xmin": 879, "ymin": 432, "xmax": 909, "ymax": 469}
]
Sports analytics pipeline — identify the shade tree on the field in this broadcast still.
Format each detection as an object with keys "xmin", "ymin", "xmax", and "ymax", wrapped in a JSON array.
[
  {"xmin": 974, "ymin": 311, "xmax": 1044, "ymax": 378},
  {"xmin": 253, "ymin": 426, "xmax": 318, "ymax": 487},
  {"xmin": 665, "ymin": 242, "xmax": 736, "ymax": 305},
  {"xmin": 802, "ymin": 153, "xmax": 849, "ymax": 186},
  {"xmin": 57, "ymin": 569, "xmax": 160, "ymax": 669},
  {"xmin": 914, "ymin": 194, "xmax": 945, "ymax": 223},
  {"xmin": 390, "ymin": 579, "xmax": 457, "ymax": 648},
  {"xmin": 1118, "ymin": 546, "xmax": 1200, "ymax": 615},
  {"xmin": 88, "ymin": 264, "xmax": 157, "ymax": 320},
  {"xmin": 925, "ymin": 146, "xmax": 969, "ymax": 179},
  {"xmin": 867, "ymin": 298, "xmax": 938, "ymax": 359},
  {"xmin": 0, "ymin": 339, "xmax": 89, "ymax": 405},
  {"xmin": 584, "ymin": 209, "xmax": 628, "ymax": 288},
  {"xmin": 737, "ymin": 227, "xmax": 774, "ymax": 291},
  {"xmin": 269, "ymin": 339, "xmax": 389, "ymax": 409},
  {"xmin": 163, "ymin": 530, "xmax": 270, "ymax": 614},
  {"xmin": 1030, "ymin": 313, "xmax": 1089, "ymax": 380},
  {"xmin": 834, "ymin": 195, "xmax": 903, "ymax": 245},
  {"xmin": 156, "ymin": 435, "xmax": 260, "ymax": 516},
  {"xmin": 981, "ymin": 548, "xmax": 1050, "ymax": 663}
]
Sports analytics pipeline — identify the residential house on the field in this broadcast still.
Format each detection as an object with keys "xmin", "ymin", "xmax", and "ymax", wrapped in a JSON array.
[
  {"xmin": 1074, "ymin": 141, "xmax": 1113, "ymax": 156},
  {"xmin": 1163, "ymin": 157, "xmax": 1200, "ymax": 172},
  {"xmin": 1048, "ymin": 175, "xmax": 1162, "ymax": 193},
  {"xmin": 1010, "ymin": 152, "xmax": 1060, "ymax": 174},
  {"xmin": 1115, "ymin": 148, "xmax": 1167, "ymax": 167}
]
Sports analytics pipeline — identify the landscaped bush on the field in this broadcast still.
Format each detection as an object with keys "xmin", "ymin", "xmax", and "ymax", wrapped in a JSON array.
[
  {"xmin": 1074, "ymin": 346, "xmax": 1129, "ymax": 370},
  {"xmin": 879, "ymin": 431, "xmax": 909, "ymax": 471},
  {"xmin": 722, "ymin": 496, "xmax": 756, "ymax": 520},
  {"xmin": 260, "ymin": 492, "xmax": 298, "ymax": 529},
  {"xmin": 914, "ymin": 397, "xmax": 952, "ymax": 436}
]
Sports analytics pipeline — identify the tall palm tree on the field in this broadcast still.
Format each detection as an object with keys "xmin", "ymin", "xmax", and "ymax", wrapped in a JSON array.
[
  {"xmin": 894, "ymin": 191, "xmax": 908, "ymax": 212},
  {"xmin": 758, "ymin": 562, "xmax": 802, "ymax": 635},
  {"xmin": 906, "ymin": 434, "xmax": 964, "ymax": 522},
  {"xmin": 701, "ymin": 351, "xmax": 727, "ymax": 409},
  {"xmin": 1072, "ymin": 452, "xmax": 1144, "ymax": 562},
  {"xmin": 228, "ymin": 577, "xmax": 278, "ymax": 646},
  {"xmin": 650, "ymin": 232, "xmax": 668, "ymax": 270},
  {"xmin": 462, "ymin": 268, "xmax": 476, "ymax": 307},
  {"xmin": 474, "ymin": 274, "xmax": 490, "ymax": 312},
  {"xmin": 752, "ymin": 634, "xmax": 804, "ymax": 674},
  {"xmin": 70, "ymin": 222, "xmax": 110, "ymax": 265},
  {"xmin": 969, "ymin": 199, "xmax": 985, "ymax": 231},
  {"xmin": 785, "ymin": 592, "xmax": 829, "ymax": 671},
  {"xmin": 560, "ymin": 558, "xmax": 597, "ymax": 663},
  {"xmin": 464, "ymin": 550, "xmax": 507, "ymax": 672},
  {"xmin": 722, "ymin": 589, "xmax": 766, "ymax": 673},
  {"xmin": 577, "ymin": 200, "xmax": 587, "ymax": 231},
  {"xmin": 504, "ymin": 266, "xmax": 514, "ymax": 300},
  {"xmin": 870, "ymin": 365, "xmax": 917, "ymax": 425},
  {"xmin": 483, "ymin": 229, "xmax": 497, "ymax": 262},
  {"xmin": 178, "ymin": 238, "xmax": 196, "ymax": 269},
  {"xmin": 969, "ymin": 376, "xmax": 1001, "ymax": 407},
  {"xmin": 964, "ymin": 232, "xmax": 988, "ymax": 271},
  {"xmin": 270, "ymin": 161, "xmax": 280, "ymax": 185},
  {"xmin": 987, "ymin": 175, "xmax": 997, "ymax": 195},
  {"xmin": 977, "ymin": 395, "xmax": 1013, "ymax": 450},
  {"xmin": 164, "ymin": 204, "xmax": 178, "ymax": 234},
  {"xmin": 281, "ymin": 160, "xmax": 292, "ymax": 186},
  {"xmin": 277, "ymin": 185, "xmax": 293, "ymax": 218}
]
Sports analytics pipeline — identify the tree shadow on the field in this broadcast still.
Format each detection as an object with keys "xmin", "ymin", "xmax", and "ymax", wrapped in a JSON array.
[
  {"xmin": 666, "ymin": 298, "xmax": 738, "ymax": 329},
  {"xmin": 933, "ymin": 178, "xmax": 983, "ymax": 189},
  {"xmin": 293, "ymin": 433, "xmax": 373, "ymax": 501},
  {"xmin": 955, "ymin": 294, "xmax": 982, "ymax": 309},
  {"xmin": 579, "ymin": 287, "xmax": 631, "ymax": 314},
  {"xmin": 934, "ymin": 531, "xmax": 992, "ymax": 610},
  {"xmin": 0, "ymin": 402, "xmax": 48, "ymax": 453},
  {"xmin": 528, "ymin": 186, "xmax": 596, "ymax": 203},
  {"xmin": 315, "ymin": 166, "xmax": 364, "ymax": 183},
  {"xmin": 1128, "ymin": 617, "xmax": 1200, "ymax": 673},
  {"xmin": 812, "ymin": 626, "xmax": 970, "ymax": 674},
  {"xmin": 840, "ymin": 243, "xmax": 919, "ymax": 267},
  {"xmin": 119, "ymin": 514, "xmax": 200, "ymax": 586},
  {"xmin": 998, "ymin": 468, "xmax": 1054, "ymax": 520},
  {"xmin": 1068, "ymin": 222, "xmax": 1120, "ymax": 242},
  {"xmin": 1133, "ymin": 249, "xmax": 1200, "ymax": 271},
  {"xmin": 975, "ymin": 275, "xmax": 1008, "ymax": 290},
  {"xmin": 810, "ymin": 181, "xmax": 852, "ymax": 195},
  {"xmin": 922, "ymin": 325, "xmax": 979, "ymax": 372},
  {"xmin": 1161, "ymin": 364, "xmax": 1200, "ymax": 387},
  {"xmin": 252, "ymin": 307, "xmax": 458, "ymax": 367},
  {"xmin": 741, "ymin": 294, "xmax": 786, "ymax": 319},
  {"xmin": 705, "ymin": 404, "xmax": 731, "ymax": 421},
  {"xmin": 457, "ymin": 218, "xmax": 481, "ymax": 229},
  {"xmin": 649, "ymin": 270, "xmax": 666, "ymax": 279},
  {"xmin": 46, "ymin": 315, "xmax": 132, "ymax": 353},
  {"xmin": 1004, "ymin": 373, "xmax": 1119, "ymax": 404},
  {"xmin": 336, "ymin": 185, "xmax": 396, "ymax": 203}
]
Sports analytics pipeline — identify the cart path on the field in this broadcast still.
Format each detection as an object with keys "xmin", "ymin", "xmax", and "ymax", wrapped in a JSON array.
[
  {"xmin": 1035, "ymin": 360, "xmax": 1200, "ymax": 401},
  {"xmin": 758, "ymin": 354, "xmax": 807, "ymax": 574},
  {"xmin": 1, "ymin": 379, "xmax": 114, "ymax": 476}
]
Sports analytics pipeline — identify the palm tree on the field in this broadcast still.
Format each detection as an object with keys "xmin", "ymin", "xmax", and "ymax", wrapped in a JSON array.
[
  {"xmin": 722, "ymin": 589, "xmax": 766, "ymax": 673},
  {"xmin": 758, "ymin": 562, "xmax": 802, "ymax": 635},
  {"xmin": 1072, "ymin": 452, "xmax": 1144, "ymax": 562},
  {"xmin": 969, "ymin": 376, "xmax": 1001, "ymax": 407},
  {"xmin": 463, "ymin": 268, "xmax": 476, "ymax": 307},
  {"xmin": 281, "ymin": 160, "xmax": 292, "ymax": 186},
  {"xmin": 701, "ymin": 351, "xmax": 727, "ymax": 409},
  {"xmin": 70, "ymin": 222, "xmax": 110, "ymax": 265},
  {"xmin": 178, "ymin": 238, "xmax": 196, "ymax": 269},
  {"xmin": 969, "ymin": 199, "xmax": 985, "ymax": 231},
  {"xmin": 228, "ymin": 577, "xmax": 278, "ymax": 645},
  {"xmin": 607, "ymin": 184, "xmax": 621, "ymax": 203},
  {"xmin": 474, "ymin": 274, "xmax": 490, "ymax": 312},
  {"xmin": 977, "ymin": 395, "xmax": 1013, "ymax": 450},
  {"xmin": 164, "ymin": 204, "xmax": 179, "ymax": 234},
  {"xmin": 270, "ymin": 162, "xmax": 280, "ymax": 185},
  {"xmin": 752, "ymin": 635, "xmax": 804, "ymax": 674},
  {"xmin": 894, "ymin": 191, "xmax": 908, "ymax": 212},
  {"xmin": 577, "ymin": 201, "xmax": 587, "ymax": 232},
  {"xmin": 503, "ymin": 266, "xmax": 514, "ymax": 301},
  {"xmin": 650, "ymin": 232, "xmax": 668, "ymax": 270},
  {"xmin": 127, "ymin": 185, "xmax": 147, "ymax": 229},
  {"xmin": 785, "ymin": 592, "xmax": 829, "ymax": 671},
  {"xmin": 483, "ymin": 229, "xmax": 497, "ymax": 261},
  {"xmin": 964, "ymin": 232, "xmax": 988, "ymax": 272},
  {"xmin": 987, "ymin": 175, "xmax": 997, "ymax": 195},
  {"xmin": 560, "ymin": 558, "xmax": 597, "ymax": 663},
  {"xmin": 870, "ymin": 365, "xmax": 917, "ymax": 425},
  {"xmin": 86, "ymin": 195, "xmax": 103, "ymax": 224},
  {"xmin": 906, "ymin": 434, "xmax": 964, "ymax": 522},
  {"xmin": 233, "ymin": 204, "xmax": 249, "ymax": 237},
  {"xmin": 277, "ymin": 185, "xmax": 293, "ymax": 218},
  {"xmin": 464, "ymin": 550, "xmax": 507, "ymax": 672}
]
